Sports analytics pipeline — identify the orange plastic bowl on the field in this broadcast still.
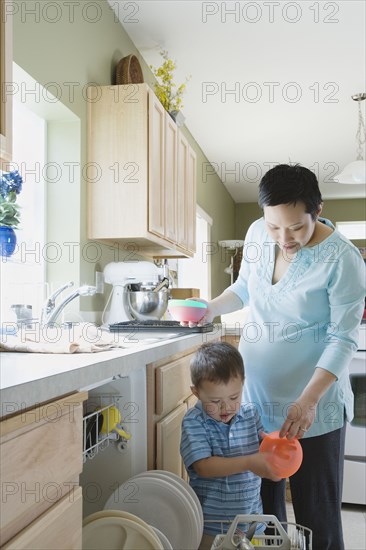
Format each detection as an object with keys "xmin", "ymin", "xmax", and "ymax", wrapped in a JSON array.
[
  {"xmin": 259, "ymin": 430, "xmax": 303, "ymax": 478},
  {"xmin": 168, "ymin": 301, "xmax": 207, "ymax": 323}
]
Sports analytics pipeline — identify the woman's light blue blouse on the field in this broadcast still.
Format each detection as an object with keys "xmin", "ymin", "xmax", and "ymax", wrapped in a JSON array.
[{"xmin": 229, "ymin": 217, "xmax": 365, "ymax": 437}]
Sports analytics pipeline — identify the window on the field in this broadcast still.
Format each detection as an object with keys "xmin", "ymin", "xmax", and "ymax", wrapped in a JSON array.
[
  {"xmin": 0, "ymin": 63, "xmax": 81, "ymax": 326},
  {"xmin": 176, "ymin": 207, "xmax": 212, "ymax": 300},
  {"xmin": 336, "ymin": 221, "xmax": 366, "ymax": 240},
  {"xmin": 0, "ymin": 100, "xmax": 46, "ymax": 322}
]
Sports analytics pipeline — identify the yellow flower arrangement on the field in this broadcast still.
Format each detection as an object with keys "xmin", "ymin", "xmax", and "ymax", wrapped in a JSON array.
[{"xmin": 150, "ymin": 50, "xmax": 191, "ymax": 113}]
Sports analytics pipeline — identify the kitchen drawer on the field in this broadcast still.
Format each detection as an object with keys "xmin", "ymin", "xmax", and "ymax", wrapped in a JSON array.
[
  {"xmin": 0, "ymin": 392, "xmax": 87, "ymax": 545},
  {"xmin": 155, "ymin": 355, "xmax": 192, "ymax": 415},
  {"xmin": 2, "ymin": 486, "xmax": 83, "ymax": 549}
]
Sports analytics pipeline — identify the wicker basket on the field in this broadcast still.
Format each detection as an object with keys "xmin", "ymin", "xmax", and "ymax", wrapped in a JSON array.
[{"xmin": 115, "ymin": 54, "xmax": 144, "ymax": 85}]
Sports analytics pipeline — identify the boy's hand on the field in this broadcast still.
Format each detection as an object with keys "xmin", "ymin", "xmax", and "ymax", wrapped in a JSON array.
[
  {"xmin": 259, "ymin": 430, "xmax": 267, "ymax": 441},
  {"xmin": 246, "ymin": 452, "xmax": 282, "ymax": 482}
]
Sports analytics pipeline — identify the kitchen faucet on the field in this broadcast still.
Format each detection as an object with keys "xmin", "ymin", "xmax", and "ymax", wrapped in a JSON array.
[{"xmin": 41, "ymin": 281, "xmax": 97, "ymax": 326}]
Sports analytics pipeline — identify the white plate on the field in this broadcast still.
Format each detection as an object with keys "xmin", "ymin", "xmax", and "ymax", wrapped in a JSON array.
[
  {"xmin": 82, "ymin": 516, "xmax": 163, "ymax": 549},
  {"xmin": 83, "ymin": 509, "xmax": 149, "ymax": 529},
  {"xmin": 127, "ymin": 472, "xmax": 203, "ymax": 548},
  {"xmin": 104, "ymin": 475, "xmax": 200, "ymax": 549},
  {"xmin": 150, "ymin": 526, "xmax": 173, "ymax": 550},
  {"xmin": 133, "ymin": 470, "xmax": 204, "ymax": 535},
  {"xmin": 131, "ymin": 472, "xmax": 202, "ymax": 546}
]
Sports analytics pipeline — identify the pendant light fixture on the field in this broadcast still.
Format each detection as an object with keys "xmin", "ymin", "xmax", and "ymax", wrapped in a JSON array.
[{"xmin": 334, "ymin": 93, "xmax": 366, "ymax": 184}]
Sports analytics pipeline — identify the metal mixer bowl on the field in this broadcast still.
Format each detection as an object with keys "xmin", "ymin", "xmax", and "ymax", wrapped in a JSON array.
[{"xmin": 126, "ymin": 290, "xmax": 169, "ymax": 321}]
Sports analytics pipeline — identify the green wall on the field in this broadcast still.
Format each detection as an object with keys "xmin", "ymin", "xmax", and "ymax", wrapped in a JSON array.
[
  {"xmin": 235, "ymin": 199, "xmax": 366, "ymax": 246},
  {"xmin": 13, "ymin": 0, "xmax": 235, "ymax": 306},
  {"xmin": 235, "ymin": 203, "xmax": 262, "ymax": 239}
]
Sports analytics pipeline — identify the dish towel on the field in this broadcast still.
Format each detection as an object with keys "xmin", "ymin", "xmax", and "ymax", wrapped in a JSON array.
[{"xmin": 0, "ymin": 323, "xmax": 126, "ymax": 354}]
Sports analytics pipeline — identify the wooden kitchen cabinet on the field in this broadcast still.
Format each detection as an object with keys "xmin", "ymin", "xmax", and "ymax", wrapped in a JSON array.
[
  {"xmin": 156, "ymin": 402, "xmax": 187, "ymax": 476},
  {"xmin": 0, "ymin": 392, "xmax": 87, "ymax": 548},
  {"xmin": 187, "ymin": 146, "xmax": 197, "ymax": 253},
  {"xmin": 177, "ymin": 131, "xmax": 197, "ymax": 251},
  {"xmin": 182, "ymin": 393, "xmax": 198, "ymax": 482},
  {"xmin": 148, "ymin": 92, "xmax": 165, "ymax": 239},
  {"xmin": 147, "ymin": 345, "xmax": 203, "ymax": 478},
  {"xmin": 0, "ymin": 0, "xmax": 13, "ymax": 167},
  {"xmin": 164, "ymin": 111, "xmax": 178, "ymax": 244},
  {"xmin": 2, "ymin": 488, "xmax": 83, "ymax": 550},
  {"xmin": 87, "ymin": 83, "xmax": 196, "ymax": 258}
]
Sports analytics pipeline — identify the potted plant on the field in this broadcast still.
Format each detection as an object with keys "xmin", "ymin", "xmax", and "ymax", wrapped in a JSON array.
[
  {"xmin": 150, "ymin": 50, "xmax": 191, "ymax": 127},
  {"xmin": 0, "ymin": 170, "xmax": 23, "ymax": 256}
]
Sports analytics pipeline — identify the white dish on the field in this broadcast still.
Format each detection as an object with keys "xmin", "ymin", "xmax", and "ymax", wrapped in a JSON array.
[
  {"xmin": 82, "ymin": 515, "xmax": 163, "ymax": 549},
  {"xmin": 128, "ymin": 471, "xmax": 203, "ymax": 548},
  {"xmin": 133, "ymin": 470, "xmax": 204, "ymax": 535},
  {"xmin": 83, "ymin": 509, "xmax": 149, "ymax": 529},
  {"xmin": 104, "ymin": 475, "xmax": 200, "ymax": 549},
  {"xmin": 150, "ymin": 526, "xmax": 173, "ymax": 550}
]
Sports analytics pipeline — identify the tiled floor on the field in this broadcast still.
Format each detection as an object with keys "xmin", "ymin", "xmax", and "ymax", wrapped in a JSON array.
[
  {"xmin": 286, "ymin": 502, "xmax": 366, "ymax": 550},
  {"xmin": 341, "ymin": 505, "xmax": 366, "ymax": 550}
]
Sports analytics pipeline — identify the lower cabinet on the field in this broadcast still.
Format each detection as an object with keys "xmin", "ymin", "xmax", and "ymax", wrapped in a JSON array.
[
  {"xmin": 147, "ymin": 346, "xmax": 209, "ymax": 478},
  {"xmin": 181, "ymin": 393, "xmax": 198, "ymax": 482},
  {"xmin": 2, "ymin": 488, "xmax": 83, "ymax": 550},
  {"xmin": 0, "ymin": 392, "xmax": 87, "ymax": 548},
  {"xmin": 156, "ymin": 403, "xmax": 187, "ymax": 476}
]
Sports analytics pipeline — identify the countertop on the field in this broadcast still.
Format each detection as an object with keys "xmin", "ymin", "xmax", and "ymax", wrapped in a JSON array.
[{"xmin": 0, "ymin": 326, "xmax": 224, "ymax": 416}]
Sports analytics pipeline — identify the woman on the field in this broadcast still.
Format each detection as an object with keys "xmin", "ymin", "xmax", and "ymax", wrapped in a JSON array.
[{"xmin": 194, "ymin": 164, "xmax": 365, "ymax": 549}]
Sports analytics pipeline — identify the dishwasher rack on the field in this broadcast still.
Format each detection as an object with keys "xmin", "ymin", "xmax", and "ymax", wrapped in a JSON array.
[
  {"xmin": 208, "ymin": 514, "xmax": 312, "ymax": 550},
  {"xmin": 82, "ymin": 394, "xmax": 131, "ymax": 462}
]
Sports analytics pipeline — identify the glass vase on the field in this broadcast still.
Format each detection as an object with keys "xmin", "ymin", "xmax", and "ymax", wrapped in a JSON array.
[{"xmin": 0, "ymin": 226, "xmax": 17, "ymax": 257}]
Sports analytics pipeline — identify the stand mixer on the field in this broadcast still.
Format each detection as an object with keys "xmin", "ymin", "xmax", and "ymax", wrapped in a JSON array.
[{"xmin": 103, "ymin": 261, "xmax": 169, "ymax": 325}]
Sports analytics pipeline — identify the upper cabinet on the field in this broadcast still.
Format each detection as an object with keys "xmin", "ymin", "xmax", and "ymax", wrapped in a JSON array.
[
  {"xmin": 0, "ymin": 0, "xmax": 13, "ymax": 167},
  {"xmin": 87, "ymin": 84, "xmax": 196, "ymax": 258}
]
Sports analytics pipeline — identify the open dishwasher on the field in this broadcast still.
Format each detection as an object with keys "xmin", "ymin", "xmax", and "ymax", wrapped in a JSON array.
[
  {"xmin": 208, "ymin": 514, "xmax": 312, "ymax": 549},
  {"xmin": 79, "ymin": 367, "xmax": 148, "ymax": 518}
]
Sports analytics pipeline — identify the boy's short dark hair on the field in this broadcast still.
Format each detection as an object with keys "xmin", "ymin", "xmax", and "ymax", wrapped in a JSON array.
[
  {"xmin": 190, "ymin": 342, "xmax": 244, "ymax": 388},
  {"xmin": 258, "ymin": 163, "xmax": 323, "ymax": 220}
]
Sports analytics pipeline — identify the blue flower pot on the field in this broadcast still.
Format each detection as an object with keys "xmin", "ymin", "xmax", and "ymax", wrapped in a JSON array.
[{"xmin": 0, "ymin": 226, "xmax": 17, "ymax": 257}]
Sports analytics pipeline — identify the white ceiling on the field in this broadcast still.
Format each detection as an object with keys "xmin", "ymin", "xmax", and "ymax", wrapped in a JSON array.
[{"xmin": 110, "ymin": 0, "xmax": 366, "ymax": 203}]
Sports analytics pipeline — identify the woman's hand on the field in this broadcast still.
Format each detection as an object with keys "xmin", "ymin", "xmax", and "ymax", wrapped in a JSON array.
[
  {"xmin": 279, "ymin": 395, "xmax": 318, "ymax": 440},
  {"xmin": 179, "ymin": 290, "xmax": 244, "ymax": 327},
  {"xmin": 280, "ymin": 367, "xmax": 337, "ymax": 439},
  {"xmin": 180, "ymin": 299, "xmax": 215, "ymax": 327}
]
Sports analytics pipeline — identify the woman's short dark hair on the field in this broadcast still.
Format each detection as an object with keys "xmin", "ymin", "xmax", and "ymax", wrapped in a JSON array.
[
  {"xmin": 190, "ymin": 342, "xmax": 244, "ymax": 388},
  {"xmin": 258, "ymin": 164, "xmax": 323, "ymax": 220}
]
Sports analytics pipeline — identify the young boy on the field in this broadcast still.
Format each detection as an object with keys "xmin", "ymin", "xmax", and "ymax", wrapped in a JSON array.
[{"xmin": 180, "ymin": 341, "xmax": 279, "ymax": 550}]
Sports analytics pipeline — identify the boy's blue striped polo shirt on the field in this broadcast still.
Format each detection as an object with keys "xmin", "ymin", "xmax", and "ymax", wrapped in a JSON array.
[{"xmin": 180, "ymin": 401, "xmax": 265, "ymax": 536}]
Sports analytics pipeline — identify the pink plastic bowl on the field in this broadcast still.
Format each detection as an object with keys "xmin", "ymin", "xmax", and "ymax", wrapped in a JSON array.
[{"xmin": 168, "ymin": 304, "xmax": 207, "ymax": 323}]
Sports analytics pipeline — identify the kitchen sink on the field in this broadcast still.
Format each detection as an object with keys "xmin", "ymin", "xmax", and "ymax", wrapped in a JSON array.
[{"xmin": 0, "ymin": 326, "xmax": 185, "ymax": 353}]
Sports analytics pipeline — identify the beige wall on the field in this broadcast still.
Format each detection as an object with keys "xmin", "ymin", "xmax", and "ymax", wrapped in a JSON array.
[
  {"xmin": 13, "ymin": 0, "xmax": 236, "ymax": 306},
  {"xmin": 235, "ymin": 199, "xmax": 366, "ymax": 246}
]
